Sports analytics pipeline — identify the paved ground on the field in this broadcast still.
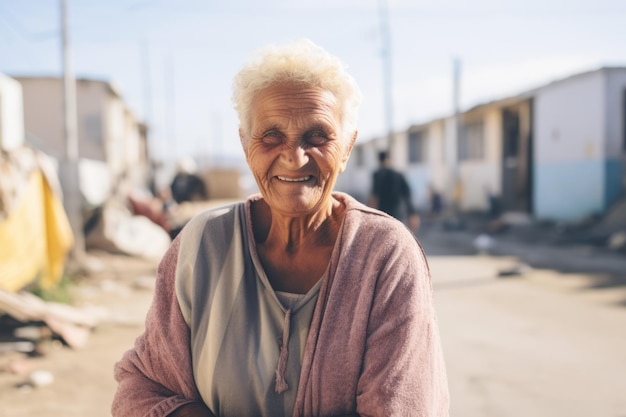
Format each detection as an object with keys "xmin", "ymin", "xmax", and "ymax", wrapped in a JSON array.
[
  {"xmin": 419, "ymin": 225, "xmax": 626, "ymax": 417},
  {"xmin": 0, "ymin": 226, "xmax": 625, "ymax": 416},
  {"xmin": 428, "ymin": 255, "xmax": 626, "ymax": 417}
]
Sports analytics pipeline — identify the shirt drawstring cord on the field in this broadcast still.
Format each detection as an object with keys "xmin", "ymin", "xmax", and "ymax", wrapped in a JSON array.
[{"xmin": 274, "ymin": 308, "xmax": 292, "ymax": 394}]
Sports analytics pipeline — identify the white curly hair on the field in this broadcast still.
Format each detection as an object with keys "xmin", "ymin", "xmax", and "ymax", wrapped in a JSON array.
[{"xmin": 232, "ymin": 39, "xmax": 362, "ymax": 147}]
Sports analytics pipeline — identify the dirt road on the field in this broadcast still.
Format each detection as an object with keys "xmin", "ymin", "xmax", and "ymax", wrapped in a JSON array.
[
  {"xmin": 1, "ymin": 239, "xmax": 625, "ymax": 417},
  {"xmin": 0, "ymin": 251, "xmax": 157, "ymax": 417},
  {"xmin": 429, "ymin": 255, "xmax": 626, "ymax": 417}
]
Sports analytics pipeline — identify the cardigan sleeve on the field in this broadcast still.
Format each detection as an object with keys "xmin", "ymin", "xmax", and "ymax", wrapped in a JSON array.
[
  {"xmin": 112, "ymin": 236, "xmax": 205, "ymax": 417},
  {"xmin": 356, "ymin": 236, "xmax": 449, "ymax": 417}
]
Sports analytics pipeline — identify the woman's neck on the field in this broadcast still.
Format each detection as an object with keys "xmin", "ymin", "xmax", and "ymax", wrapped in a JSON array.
[
  {"xmin": 252, "ymin": 197, "xmax": 343, "ymax": 251},
  {"xmin": 251, "ymin": 197, "xmax": 346, "ymax": 293}
]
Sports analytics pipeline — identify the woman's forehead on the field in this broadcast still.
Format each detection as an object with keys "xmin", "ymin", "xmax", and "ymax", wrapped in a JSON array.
[
  {"xmin": 250, "ymin": 86, "xmax": 340, "ymax": 125},
  {"xmin": 253, "ymin": 84, "xmax": 337, "ymax": 108}
]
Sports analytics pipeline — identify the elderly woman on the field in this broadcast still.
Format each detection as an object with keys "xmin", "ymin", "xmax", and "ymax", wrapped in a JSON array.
[{"xmin": 112, "ymin": 39, "xmax": 449, "ymax": 417}]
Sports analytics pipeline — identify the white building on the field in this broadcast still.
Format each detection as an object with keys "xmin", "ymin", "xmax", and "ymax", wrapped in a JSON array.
[
  {"xmin": 15, "ymin": 76, "xmax": 150, "ymax": 204},
  {"xmin": 340, "ymin": 66, "xmax": 626, "ymax": 223},
  {"xmin": 0, "ymin": 73, "xmax": 25, "ymax": 151},
  {"xmin": 16, "ymin": 77, "xmax": 148, "ymax": 177},
  {"xmin": 533, "ymin": 67, "xmax": 626, "ymax": 220}
]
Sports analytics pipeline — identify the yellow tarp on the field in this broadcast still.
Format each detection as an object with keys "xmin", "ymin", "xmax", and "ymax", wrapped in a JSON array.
[{"xmin": 0, "ymin": 170, "xmax": 74, "ymax": 292}]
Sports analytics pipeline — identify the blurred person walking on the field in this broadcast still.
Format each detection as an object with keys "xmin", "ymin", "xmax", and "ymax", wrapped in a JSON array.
[{"xmin": 369, "ymin": 151, "xmax": 420, "ymax": 232}]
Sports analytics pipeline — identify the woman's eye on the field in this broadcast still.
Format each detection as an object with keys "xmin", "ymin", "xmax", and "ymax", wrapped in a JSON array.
[
  {"xmin": 307, "ymin": 132, "xmax": 328, "ymax": 146},
  {"xmin": 262, "ymin": 132, "xmax": 282, "ymax": 145}
]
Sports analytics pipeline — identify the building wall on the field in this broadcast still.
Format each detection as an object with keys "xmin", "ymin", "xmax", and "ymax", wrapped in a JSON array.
[
  {"xmin": 442, "ymin": 116, "xmax": 458, "ymax": 204},
  {"xmin": 105, "ymin": 95, "xmax": 126, "ymax": 177},
  {"xmin": 76, "ymin": 79, "xmax": 108, "ymax": 161},
  {"xmin": 428, "ymin": 120, "xmax": 449, "ymax": 208},
  {"xmin": 18, "ymin": 77, "xmax": 114, "ymax": 163},
  {"xmin": 604, "ymin": 68, "xmax": 626, "ymax": 158},
  {"xmin": 122, "ymin": 109, "xmax": 150, "ymax": 187},
  {"xmin": 390, "ymin": 130, "xmax": 429, "ymax": 208},
  {"xmin": 405, "ymin": 165, "xmax": 430, "ymax": 210},
  {"xmin": 603, "ymin": 68, "xmax": 626, "ymax": 207},
  {"xmin": 0, "ymin": 74, "xmax": 24, "ymax": 151},
  {"xmin": 124, "ymin": 110, "xmax": 141, "ymax": 167},
  {"xmin": 390, "ymin": 131, "xmax": 408, "ymax": 170},
  {"xmin": 404, "ymin": 120, "xmax": 449, "ymax": 210},
  {"xmin": 458, "ymin": 107, "xmax": 502, "ymax": 211},
  {"xmin": 17, "ymin": 77, "xmax": 149, "ymax": 194},
  {"xmin": 18, "ymin": 78, "xmax": 65, "ymax": 157},
  {"xmin": 534, "ymin": 70, "xmax": 606, "ymax": 220},
  {"xmin": 335, "ymin": 138, "xmax": 379, "ymax": 203},
  {"xmin": 427, "ymin": 120, "xmax": 449, "ymax": 195}
]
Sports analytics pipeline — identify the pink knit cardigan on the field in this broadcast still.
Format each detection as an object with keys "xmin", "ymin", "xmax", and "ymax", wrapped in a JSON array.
[{"xmin": 112, "ymin": 193, "xmax": 449, "ymax": 417}]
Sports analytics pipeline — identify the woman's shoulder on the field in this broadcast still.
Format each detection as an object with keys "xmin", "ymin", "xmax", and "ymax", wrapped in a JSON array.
[
  {"xmin": 174, "ymin": 199, "xmax": 250, "ymax": 276},
  {"xmin": 179, "ymin": 199, "xmax": 246, "ymax": 240},
  {"xmin": 331, "ymin": 193, "xmax": 429, "ymax": 289}
]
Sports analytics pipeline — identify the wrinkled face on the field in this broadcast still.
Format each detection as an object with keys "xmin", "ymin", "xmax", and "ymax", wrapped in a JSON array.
[{"xmin": 241, "ymin": 84, "xmax": 354, "ymax": 217}]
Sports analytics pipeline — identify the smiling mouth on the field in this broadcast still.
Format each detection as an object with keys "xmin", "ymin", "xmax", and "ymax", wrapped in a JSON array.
[{"xmin": 277, "ymin": 175, "xmax": 311, "ymax": 182}]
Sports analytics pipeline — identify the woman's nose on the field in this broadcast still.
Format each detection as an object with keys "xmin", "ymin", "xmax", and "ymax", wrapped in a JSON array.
[{"xmin": 282, "ymin": 142, "xmax": 308, "ymax": 167}]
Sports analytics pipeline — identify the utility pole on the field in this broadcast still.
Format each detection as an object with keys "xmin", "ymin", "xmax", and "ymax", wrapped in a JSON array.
[
  {"xmin": 59, "ymin": 0, "xmax": 85, "ymax": 263},
  {"xmin": 450, "ymin": 57, "xmax": 462, "ymax": 222},
  {"xmin": 378, "ymin": 0, "xmax": 394, "ymax": 153}
]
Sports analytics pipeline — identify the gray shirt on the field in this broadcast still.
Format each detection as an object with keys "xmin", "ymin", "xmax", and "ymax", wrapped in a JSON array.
[{"xmin": 175, "ymin": 202, "xmax": 322, "ymax": 417}]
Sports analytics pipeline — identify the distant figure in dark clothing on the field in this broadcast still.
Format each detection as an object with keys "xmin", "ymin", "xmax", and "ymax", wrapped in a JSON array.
[
  {"xmin": 170, "ymin": 173, "xmax": 207, "ymax": 203},
  {"xmin": 170, "ymin": 158, "xmax": 208, "ymax": 204},
  {"xmin": 428, "ymin": 184, "xmax": 443, "ymax": 217},
  {"xmin": 370, "ymin": 151, "xmax": 420, "ymax": 231}
]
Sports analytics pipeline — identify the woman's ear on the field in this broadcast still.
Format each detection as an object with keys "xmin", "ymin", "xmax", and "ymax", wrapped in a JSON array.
[{"xmin": 339, "ymin": 130, "xmax": 358, "ymax": 172}]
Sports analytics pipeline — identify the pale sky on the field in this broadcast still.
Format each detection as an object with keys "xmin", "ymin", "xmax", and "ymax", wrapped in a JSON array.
[{"xmin": 2, "ymin": 0, "xmax": 626, "ymax": 163}]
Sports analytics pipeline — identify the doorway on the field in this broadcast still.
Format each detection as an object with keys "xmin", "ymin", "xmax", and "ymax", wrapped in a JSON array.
[{"xmin": 501, "ymin": 101, "xmax": 533, "ymax": 213}]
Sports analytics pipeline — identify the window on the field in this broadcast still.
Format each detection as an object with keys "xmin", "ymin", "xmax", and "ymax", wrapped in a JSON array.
[
  {"xmin": 459, "ymin": 121, "xmax": 485, "ymax": 161},
  {"xmin": 408, "ymin": 130, "xmax": 427, "ymax": 163}
]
